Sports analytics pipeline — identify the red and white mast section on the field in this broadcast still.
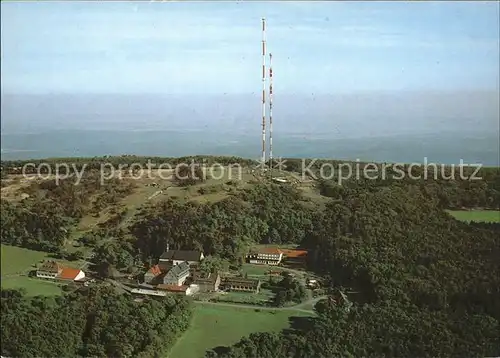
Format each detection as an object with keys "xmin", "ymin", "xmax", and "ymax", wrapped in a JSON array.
[
  {"xmin": 261, "ymin": 18, "xmax": 267, "ymax": 170},
  {"xmin": 269, "ymin": 52, "xmax": 274, "ymax": 173}
]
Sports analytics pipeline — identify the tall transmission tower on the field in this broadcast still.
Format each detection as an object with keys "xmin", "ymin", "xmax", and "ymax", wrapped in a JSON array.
[
  {"xmin": 261, "ymin": 18, "xmax": 267, "ymax": 172},
  {"xmin": 269, "ymin": 52, "xmax": 274, "ymax": 177}
]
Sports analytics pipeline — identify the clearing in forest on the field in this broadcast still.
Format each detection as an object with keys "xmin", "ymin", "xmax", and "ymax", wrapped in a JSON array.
[{"xmin": 447, "ymin": 210, "xmax": 500, "ymax": 223}]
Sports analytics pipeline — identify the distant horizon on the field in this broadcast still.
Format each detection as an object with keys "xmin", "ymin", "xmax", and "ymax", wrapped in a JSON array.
[
  {"xmin": 2, "ymin": 89, "xmax": 498, "ymax": 96},
  {"xmin": 2, "ymin": 91, "xmax": 498, "ymax": 134}
]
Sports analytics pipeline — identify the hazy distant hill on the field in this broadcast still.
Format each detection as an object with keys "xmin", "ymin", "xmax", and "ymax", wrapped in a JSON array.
[
  {"xmin": 1, "ymin": 91, "xmax": 498, "ymax": 165},
  {"xmin": 2, "ymin": 91, "xmax": 498, "ymax": 135}
]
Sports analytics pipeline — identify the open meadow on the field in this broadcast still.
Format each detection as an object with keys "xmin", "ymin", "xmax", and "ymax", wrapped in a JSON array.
[
  {"xmin": 447, "ymin": 210, "xmax": 500, "ymax": 223},
  {"xmin": 1, "ymin": 244, "xmax": 50, "ymax": 276},
  {"xmin": 167, "ymin": 304, "xmax": 314, "ymax": 358},
  {"xmin": 0, "ymin": 276, "xmax": 63, "ymax": 296}
]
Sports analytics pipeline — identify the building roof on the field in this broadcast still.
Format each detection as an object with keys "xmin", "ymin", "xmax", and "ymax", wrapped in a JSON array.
[
  {"xmin": 38, "ymin": 261, "xmax": 62, "ymax": 273},
  {"xmin": 58, "ymin": 267, "xmax": 82, "ymax": 280},
  {"xmin": 251, "ymin": 248, "xmax": 308, "ymax": 258},
  {"xmin": 280, "ymin": 249, "xmax": 308, "ymax": 258},
  {"xmin": 164, "ymin": 262, "xmax": 190, "ymax": 281},
  {"xmin": 146, "ymin": 264, "xmax": 162, "ymax": 277},
  {"xmin": 160, "ymin": 250, "xmax": 203, "ymax": 262},
  {"xmin": 139, "ymin": 283, "xmax": 156, "ymax": 289},
  {"xmin": 157, "ymin": 284, "xmax": 188, "ymax": 292},
  {"xmin": 258, "ymin": 247, "xmax": 283, "ymax": 255},
  {"xmin": 158, "ymin": 261, "xmax": 173, "ymax": 272}
]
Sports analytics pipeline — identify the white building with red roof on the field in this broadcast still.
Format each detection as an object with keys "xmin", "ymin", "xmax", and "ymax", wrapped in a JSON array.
[
  {"xmin": 36, "ymin": 261, "xmax": 85, "ymax": 282},
  {"xmin": 247, "ymin": 247, "xmax": 283, "ymax": 265}
]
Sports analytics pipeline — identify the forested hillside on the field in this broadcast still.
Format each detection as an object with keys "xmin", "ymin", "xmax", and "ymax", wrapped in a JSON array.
[
  {"xmin": 207, "ymin": 183, "xmax": 500, "ymax": 357},
  {"xmin": 1, "ymin": 170, "xmax": 135, "ymax": 252},
  {"xmin": 1, "ymin": 156, "xmax": 499, "ymax": 357},
  {"xmin": 131, "ymin": 184, "xmax": 315, "ymax": 263},
  {"xmin": 1, "ymin": 286, "xmax": 192, "ymax": 358}
]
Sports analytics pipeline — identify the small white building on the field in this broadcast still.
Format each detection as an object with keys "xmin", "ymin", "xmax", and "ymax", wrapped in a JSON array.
[
  {"xmin": 36, "ymin": 261, "xmax": 62, "ymax": 279},
  {"xmin": 307, "ymin": 279, "xmax": 318, "ymax": 288},
  {"xmin": 157, "ymin": 284, "xmax": 200, "ymax": 296},
  {"xmin": 131, "ymin": 288, "xmax": 168, "ymax": 297}
]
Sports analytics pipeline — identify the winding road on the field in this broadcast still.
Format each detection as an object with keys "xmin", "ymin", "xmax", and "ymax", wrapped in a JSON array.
[
  {"xmin": 194, "ymin": 295, "xmax": 327, "ymax": 314},
  {"xmin": 109, "ymin": 278, "xmax": 326, "ymax": 313}
]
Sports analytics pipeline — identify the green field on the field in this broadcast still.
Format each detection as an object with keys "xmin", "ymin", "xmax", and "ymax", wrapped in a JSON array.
[
  {"xmin": 447, "ymin": 210, "xmax": 500, "ymax": 223},
  {"xmin": 1, "ymin": 244, "xmax": 48, "ymax": 276},
  {"xmin": 0, "ymin": 244, "xmax": 79, "ymax": 296},
  {"xmin": 167, "ymin": 304, "xmax": 313, "ymax": 358},
  {"xmin": 1, "ymin": 276, "xmax": 63, "ymax": 296}
]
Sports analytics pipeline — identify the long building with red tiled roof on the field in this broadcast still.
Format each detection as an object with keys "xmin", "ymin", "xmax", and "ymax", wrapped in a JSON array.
[
  {"xmin": 280, "ymin": 249, "xmax": 308, "ymax": 259},
  {"xmin": 36, "ymin": 261, "xmax": 85, "ymax": 281},
  {"xmin": 246, "ymin": 247, "xmax": 283, "ymax": 265}
]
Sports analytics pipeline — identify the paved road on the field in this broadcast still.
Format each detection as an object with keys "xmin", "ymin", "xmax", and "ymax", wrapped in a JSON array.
[
  {"xmin": 147, "ymin": 190, "xmax": 163, "ymax": 200},
  {"xmin": 79, "ymin": 260, "xmax": 93, "ymax": 270},
  {"xmin": 195, "ymin": 295, "xmax": 327, "ymax": 314}
]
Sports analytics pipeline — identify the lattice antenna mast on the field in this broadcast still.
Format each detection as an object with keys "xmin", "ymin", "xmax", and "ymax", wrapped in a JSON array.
[
  {"xmin": 269, "ymin": 52, "xmax": 274, "ymax": 176},
  {"xmin": 261, "ymin": 18, "xmax": 267, "ymax": 172}
]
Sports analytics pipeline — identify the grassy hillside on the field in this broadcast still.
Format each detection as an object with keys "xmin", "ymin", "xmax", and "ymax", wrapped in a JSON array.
[
  {"xmin": 167, "ymin": 305, "xmax": 313, "ymax": 358},
  {"xmin": 0, "ymin": 244, "xmax": 68, "ymax": 296}
]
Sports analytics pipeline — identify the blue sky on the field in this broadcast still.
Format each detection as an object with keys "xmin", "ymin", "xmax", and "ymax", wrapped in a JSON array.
[{"xmin": 1, "ymin": 1, "xmax": 499, "ymax": 94}]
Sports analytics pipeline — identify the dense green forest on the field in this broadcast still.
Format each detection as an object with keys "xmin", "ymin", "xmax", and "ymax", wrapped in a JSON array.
[
  {"xmin": 131, "ymin": 184, "xmax": 315, "ymax": 264},
  {"xmin": 272, "ymin": 275, "xmax": 308, "ymax": 307},
  {"xmin": 1, "ymin": 171, "xmax": 135, "ymax": 252},
  {"xmin": 1, "ymin": 286, "xmax": 192, "ymax": 357},
  {"xmin": 205, "ymin": 182, "xmax": 500, "ymax": 357},
  {"xmin": 206, "ymin": 300, "xmax": 499, "ymax": 357},
  {"xmin": 1, "ymin": 155, "xmax": 499, "ymax": 357},
  {"xmin": 1, "ymin": 198, "xmax": 71, "ymax": 252}
]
